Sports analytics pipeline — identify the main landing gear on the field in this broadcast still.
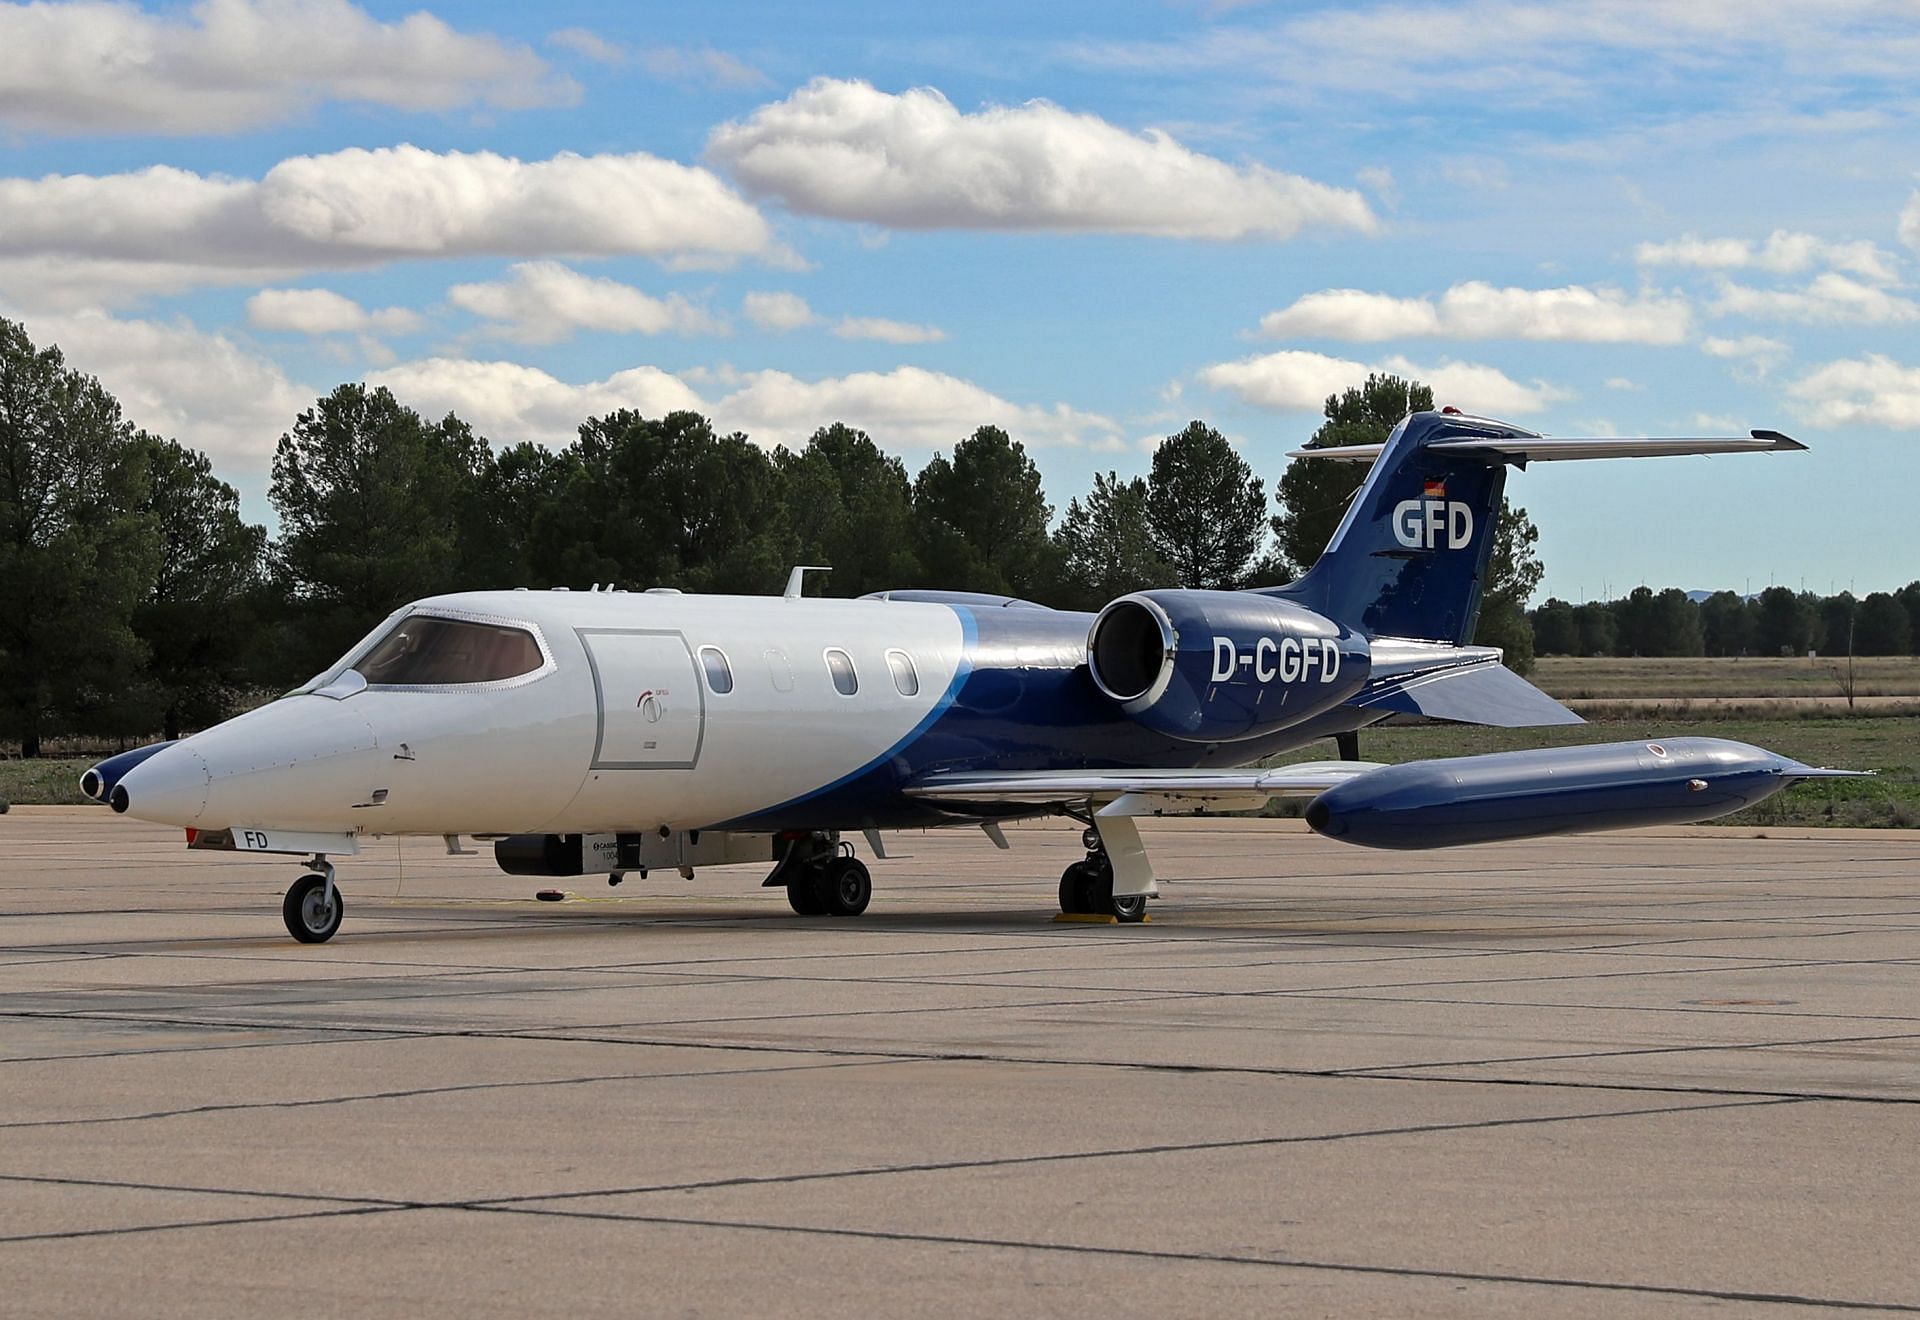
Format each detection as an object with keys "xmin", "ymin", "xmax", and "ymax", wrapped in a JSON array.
[
  {"xmin": 770, "ymin": 834, "xmax": 872, "ymax": 918},
  {"xmin": 283, "ymin": 855, "xmax": 343, "ymax": 943},
  {"xmin": 1059, "ymin": 828, "xmax": 1147, "ymax": 923}
]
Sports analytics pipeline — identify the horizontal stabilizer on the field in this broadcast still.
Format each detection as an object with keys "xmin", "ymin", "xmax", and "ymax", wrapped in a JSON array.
[
  {"xmin": 1355, "ymin": 658, "xmax": 1583, "ymax": 727},
  {"xmin": 1288, "ymin": 430, "xmax": 1804, "ymax": 464}
]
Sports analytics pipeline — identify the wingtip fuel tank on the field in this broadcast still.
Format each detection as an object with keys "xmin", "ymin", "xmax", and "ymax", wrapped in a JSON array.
[{"xmin": 1303, "ymin": 737, "xmax": 1848, "ymax": 850}]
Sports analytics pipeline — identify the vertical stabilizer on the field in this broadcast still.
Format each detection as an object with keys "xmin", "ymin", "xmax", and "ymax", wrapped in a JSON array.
[{"xmin": 1270, "ymin": 412, "xmax": 1522, "ymax": 643}]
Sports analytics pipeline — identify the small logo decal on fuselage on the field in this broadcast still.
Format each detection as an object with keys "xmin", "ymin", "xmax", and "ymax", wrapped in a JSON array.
[{"xmin": 1211, "ymin": 636, "xmax": 1343, "ymax": 684}]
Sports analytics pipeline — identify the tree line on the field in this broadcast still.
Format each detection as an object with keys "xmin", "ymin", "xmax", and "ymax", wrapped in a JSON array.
[
  {"xmin": 4, "ymin": 322, "xmax": 1540, "ymax": 754},
  {"xmin": 1531, "ymin": 584, "xmax": 1920, "ymax": 659}
]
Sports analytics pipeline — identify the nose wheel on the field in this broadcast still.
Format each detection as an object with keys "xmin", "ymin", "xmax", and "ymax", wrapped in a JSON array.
[{"xmin": 283, "ymin": 859, "xmax": 343, "ymax": 943}]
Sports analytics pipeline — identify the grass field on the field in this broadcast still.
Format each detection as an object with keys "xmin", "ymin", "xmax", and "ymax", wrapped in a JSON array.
[
  {"xmin": 0, "ymin": 758, "xmax": 94, "ymax": 810},
  {"xmin": 1532, "ymin": 654, "xmax": 1920, "ymax": 700}
]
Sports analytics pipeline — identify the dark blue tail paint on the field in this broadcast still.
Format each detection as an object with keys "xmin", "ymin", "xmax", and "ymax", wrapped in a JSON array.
[{"xmin": 1272, "ymin": 411, "xmax": 1524, "ymax": 644}]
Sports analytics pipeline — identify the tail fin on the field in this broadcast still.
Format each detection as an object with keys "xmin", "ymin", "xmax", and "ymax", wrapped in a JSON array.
[{"xmin": 1270, "ymin": 411, "xmax": 1805, "ymax": 644}]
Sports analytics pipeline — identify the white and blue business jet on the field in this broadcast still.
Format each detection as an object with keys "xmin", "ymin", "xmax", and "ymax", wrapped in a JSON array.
[{"xmin": 86, "ymin": 410, "xmax": 1859, "ymax": 942}]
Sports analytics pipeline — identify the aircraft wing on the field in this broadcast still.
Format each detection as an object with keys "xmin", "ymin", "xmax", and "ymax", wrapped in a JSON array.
[
  {"xmin": 906, "ymin": 761, "xmax": 1384, "ymax": 815},
  {"xmin": 906, "ymin": 739, "xmax": 1861, "ymax": 838}
]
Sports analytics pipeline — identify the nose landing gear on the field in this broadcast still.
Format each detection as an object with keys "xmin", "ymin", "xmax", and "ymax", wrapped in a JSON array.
[
  {"xmin": 1059, "ymin": 827, "xmax": 1147, "ymax": 923},
  {"xmin": 282, "ymin": 856, "xmax": 343, "ymax": 943}
]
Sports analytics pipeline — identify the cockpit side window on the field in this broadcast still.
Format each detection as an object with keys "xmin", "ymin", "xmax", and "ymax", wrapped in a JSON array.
[{"xmin": 353, "ymin": 617, "xmax": 545, "ymax": 687}]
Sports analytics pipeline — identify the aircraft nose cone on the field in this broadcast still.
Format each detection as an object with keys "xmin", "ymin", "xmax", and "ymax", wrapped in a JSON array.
[{"xmin": 111, "ymin": 745, "xmax": 211, "ymax": 826}]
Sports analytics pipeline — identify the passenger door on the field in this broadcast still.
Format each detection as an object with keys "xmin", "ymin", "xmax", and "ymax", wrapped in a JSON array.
[{"xmin": 578, "ymin": 629, "xmax": 704, "ymax": 769}]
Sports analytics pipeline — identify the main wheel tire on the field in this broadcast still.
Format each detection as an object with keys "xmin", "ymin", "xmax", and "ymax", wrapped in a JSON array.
[
  {"xmin": 1058, "ymin": 862, "xmax": 1090, "ymax": 915},
  {"xmin": 823, "ymin": 856, "xmax": 872, "ymax": 917},
  {"xmin": 1083, "ymin": 863, "xmax": 1146, "ymax": 922},
  {"xmin": 1081, "ymin": 862, "xmax": 1114, "ymax": 914},
  {"xmin": 283, "ymin": 874, "xmax": 343, "ymax": 943},
  {"xmin": 787, "ymin": 869, "xmax": 829, "ymax": 916}
]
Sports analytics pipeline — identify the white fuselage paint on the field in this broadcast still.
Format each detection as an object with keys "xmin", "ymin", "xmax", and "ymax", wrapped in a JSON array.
[{"xmin": 114, "ymin": 590, "xmax": 966, "ymax": 838}]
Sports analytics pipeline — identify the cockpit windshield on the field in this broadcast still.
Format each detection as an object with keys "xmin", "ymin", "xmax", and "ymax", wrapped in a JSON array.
[{"xmin": 351, "ymin": 616, "xmax": 545, "ymax": 687}]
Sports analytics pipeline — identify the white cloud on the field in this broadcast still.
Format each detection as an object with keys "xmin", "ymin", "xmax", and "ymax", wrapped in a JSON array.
[
  {"xmin": 371, "ymin": 359, "xmax": 706, "ymax": 444},
  {"xmin": 708, "ymin": 78, "xmax": 1375, "ymax": 240},
  {"xmin": 1691, "ymin": 413, "xmax": 1745, "ymax": 433},
  {"xmin": 447, "ymin": 262, "xmax": 724, "ymax": 344},
  {"xmin": 1711, "ymin": 273, "xmax": 1920, "ymax": 325},
  {"xmin": 1603, "ymin": 377, "xmax": 1640, "ymax": 391},
  {"xmin": 831, "ymin": 317, "xmax": 946, "ymax": 344},
  {"xmin": 541, "ymin": 28, "xmax": 764, "ymax": 87},
  {"xmin": 1701, "ymin": 334, "xmax": 1789, "ymax": 360},
  {"xmin": 1072, "ymin": 3, "xmax": 1920, "ymax": 108},
  {"xmin": 1787, "ymin": 354, "xmax": 1920, "ymax": 429},
  {"xmin": 0, "ymin": 0, "xmax": 571, "ymax": 136},
  {"xmin": 1437, "ymin": 156, "xmax": 1511, "ymax": 191},
  {"xmin": 259, "ymin": 146, "xmax": 768, "ymax": 259},
  {"xmin": 545, "ymin": 28, "xmax": 767, "ymax": 88},
  {"xmin": 247, "ymin": 288, "xmax": 420, "ymax": 335},
  {"xmin": 547, "ymin": 27, "xmax": 626, "ymax": 65},
  {"xmin": 1637, "ymin": 229, "xmax": 1901, "ymax": 283},
  {"xmin": 1258, "ymin": 281, "xmax": 1690, "ymax": 344},
  {"xmin": 1355, "ymin": 165, "xmax": 1396, "ymax": 206},
  {"xmin": 1259, "ymin": 290, "xmax": 1439, "ymax": 340},
  {"xmin": 740, "ymin": 292, "xmax": 945, "ymax": 343},
  {"xmin": 714, "ymin": 366, "xmax": 1117, "ymax": 449},
  {"xmin": 1901, "ymin": 190, "xmax": 1920, "ymax": 254},
  {"xmin": 0, "ymin": 147, "xmax": 776, "ymax": 309},
  {"xmin": 1700, "ymin": 335, "xmax": 1790, "ymax": 381},
  {"xmin": 12, "ymin": 307, "xmax": 310, "ymax": 466},
  {"xmin": 743, "ymin": 291, "xmax": 817, "ymax": 331},
  {"xmin": 1200, "ymin": 348, "xmax": 1566, "ymax": 416},
  {"xmin": 367, "ymin": 357, "xmax": 1115, "ymax": 450},
  {"xmin": 638, "ymin": 46, "xmax": 770, "ymax": 90}
]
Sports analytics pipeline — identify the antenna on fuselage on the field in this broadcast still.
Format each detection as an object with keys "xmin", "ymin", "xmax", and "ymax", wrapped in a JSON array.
[{"xmin": 783, "ymin": 565, "xmax": 832, "ymax": 600}]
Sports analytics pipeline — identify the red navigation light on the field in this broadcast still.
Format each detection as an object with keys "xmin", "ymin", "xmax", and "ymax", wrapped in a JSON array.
[{"xmin": 1441, "ymin": 405, "xmax": 1462, "ymax": 415}]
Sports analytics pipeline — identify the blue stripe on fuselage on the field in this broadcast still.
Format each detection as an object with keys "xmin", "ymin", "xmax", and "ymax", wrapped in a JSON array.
[
  {"xmin": 717, "ymin": 604, "xmax": 1326, "ymax": 832},
  {"xmin": 709, "ymin": 606, "xmax": 978, "ymax": 830}
]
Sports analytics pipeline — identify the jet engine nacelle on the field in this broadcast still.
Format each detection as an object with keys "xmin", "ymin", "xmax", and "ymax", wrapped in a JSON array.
[{"xmin": 1086, "ymin": 589, "xmax": 1370, "ymax": 743}]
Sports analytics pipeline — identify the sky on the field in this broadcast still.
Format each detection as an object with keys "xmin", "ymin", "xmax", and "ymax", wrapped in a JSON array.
[{"xmin": 2, "ymin": 0, "xmax": 1917, "ymax": 603}]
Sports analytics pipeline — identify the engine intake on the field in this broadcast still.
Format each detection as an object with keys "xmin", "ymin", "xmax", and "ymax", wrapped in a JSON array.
[{"xmin": 1087, "ymin": 597, "xmax": 1175, "ymax": 704}]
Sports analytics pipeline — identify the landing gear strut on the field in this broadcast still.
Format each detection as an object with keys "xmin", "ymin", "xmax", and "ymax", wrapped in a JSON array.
[
  {"xmin": 771, "ymin": 835, "xmax": 872, "ymax": 918},
  {"xmin": 283, "ymin": 855, "xmax": 343, "ymax": 943},
  {"xmin": 1059, "ymin": 827, "xmax": 1147, "ymax": 923}
]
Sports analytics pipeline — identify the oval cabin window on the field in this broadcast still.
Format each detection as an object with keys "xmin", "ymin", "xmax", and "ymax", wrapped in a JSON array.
[
  {"xmin": 886, "ymin": 650, "xmax": 919, "ymax": 697},
  {"xmin": 825, "ymin": 648, "xmax": 858, "ymax": 696},
  {"xmin": 698, "ymin": 646, "xmax": 733, "ymax": 694}
]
